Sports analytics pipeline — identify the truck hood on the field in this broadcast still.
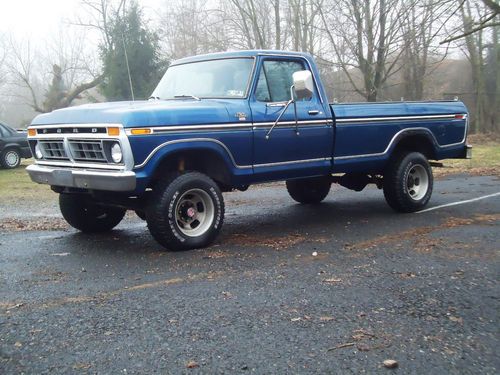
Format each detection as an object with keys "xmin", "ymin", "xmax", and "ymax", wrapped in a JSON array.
[{"xmin": 30, "ymin": 100, "xmax": 231, "ymax": 127}]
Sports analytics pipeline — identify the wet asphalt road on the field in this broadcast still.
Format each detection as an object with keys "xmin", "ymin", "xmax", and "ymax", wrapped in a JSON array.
[{"xmin": 1, "ymin": 174, "xmax": 499, "ymax": 374}]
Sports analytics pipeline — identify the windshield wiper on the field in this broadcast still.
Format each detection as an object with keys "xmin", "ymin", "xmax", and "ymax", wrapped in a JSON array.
[
  {"xmin": 173, "ymin": 94, "xmax": 201, "ymax": 101},
  {"xmin": 148, "ymin": 96, "xmax": 161, "ymax": 100}
]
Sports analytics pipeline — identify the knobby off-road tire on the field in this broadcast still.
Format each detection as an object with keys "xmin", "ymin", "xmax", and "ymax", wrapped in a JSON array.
[
  {"xmin": 59, "ymin": 194, "xmax": 126, "ymax": 232},
  {"xmin": 1, "ymin": 148, "xmax": 21, "ymax": 169},
  {"xmin": 286, "ymin": 176, "xmax": 331, "ymax": 204},
  {"xmin": 383, "ymin": 152, "xmax": 433, "ymax": 213},
  {"xmin": 146, "ymin": 172, "xmax": 225, "ymax": 251}
]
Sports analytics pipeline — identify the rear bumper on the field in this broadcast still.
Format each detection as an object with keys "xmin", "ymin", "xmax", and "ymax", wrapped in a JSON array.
[
  {"xmin": 463, "ymin": 144, "xmax": 472, "ymax": 159},
  {"xmin": 26, "ymin": 164, "xmax": 136, "ymax": 191}
]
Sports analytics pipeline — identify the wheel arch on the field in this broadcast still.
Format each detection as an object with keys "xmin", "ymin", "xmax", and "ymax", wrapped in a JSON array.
[
  {"xmin": 1, "ymin": 143, "xmax": 22, "ymax": 153},
  {"xmin": 389, "ymin": 129, "xmax": 438, "ymax": 161},
  {"xmin": 144, "ymin": 140, "xmax": 240, "ymax": 190}
]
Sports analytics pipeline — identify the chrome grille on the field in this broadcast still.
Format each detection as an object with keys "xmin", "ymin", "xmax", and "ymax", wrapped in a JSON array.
[
  {"xmin": 69, "ymin": 140, "xmax": 107, "ymax": 162},
  {"xmin": 39, "ymin": 140, "xmax": 68, "ymax": 160}
]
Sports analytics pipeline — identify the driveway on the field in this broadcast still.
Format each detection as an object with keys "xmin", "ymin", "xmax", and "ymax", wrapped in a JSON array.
[{"xmin": 1, "ymin": 174, "xmax": 499, "ymax": 374}]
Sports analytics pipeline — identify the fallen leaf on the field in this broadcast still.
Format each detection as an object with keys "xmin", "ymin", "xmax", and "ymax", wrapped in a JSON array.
[
  {"xmin": 291, "ymin": 317, "xmax": 302, "ymax": 322},
  {"xmin": 319, "ymin": 316, "xmax": 334, "ymax": 322},
  {"xmin": 448, "ymin": 316, "xmax": 463, "ymax": 323},
  {"xmin": 14, "ymin": 341, "xmax": 22, "ymax": 348},
  {"xmin": 186, "ymin": 360, "xmax": 199, "ymax": 369},
  {"xmin": 357, "ymin": 343, "xmax": 370, "ymax": 351},
  {"xmin": 383, "ymin": 359, "xmax": 398, "ymax": 368},
  {"xmin": 328, "ymin": 342, "xmax": 355, "ymax": 351}
]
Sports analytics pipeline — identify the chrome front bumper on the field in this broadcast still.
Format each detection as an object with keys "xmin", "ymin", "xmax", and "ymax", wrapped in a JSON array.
[{"xmin": 26, "ymin": 164, "xmax": 136, "ymax": 191}]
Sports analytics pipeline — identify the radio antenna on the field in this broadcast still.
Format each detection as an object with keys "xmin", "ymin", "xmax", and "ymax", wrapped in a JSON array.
[{"xmin": 121, "ymin": 32, "xmax": 135, "ymax": 101}]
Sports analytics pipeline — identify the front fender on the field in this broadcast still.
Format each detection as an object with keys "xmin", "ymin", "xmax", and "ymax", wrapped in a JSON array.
[{"xmin": 132, "ymin": 138, "xmax": 252, "ymax": 193}]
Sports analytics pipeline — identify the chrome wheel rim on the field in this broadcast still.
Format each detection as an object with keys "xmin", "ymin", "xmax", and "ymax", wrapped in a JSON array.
[
  {"xmin": 175, "ymin": 189, "xmax": 214, "ymax": 237},
  {"xmin": 5, "ymin": 151, "xmax": 19, "ymax": 167},
  {"xmin": 407, "ymin": 164, "xmax": 429, "ymax": 201}
]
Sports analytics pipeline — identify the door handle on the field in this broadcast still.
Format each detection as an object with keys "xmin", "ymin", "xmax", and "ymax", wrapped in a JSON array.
[{"xmin": 308, "ymin": 110, "xmax": 320, "ymax": 115}]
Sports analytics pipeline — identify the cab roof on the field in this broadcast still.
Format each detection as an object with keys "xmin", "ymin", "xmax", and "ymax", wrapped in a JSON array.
[{"xmin": 172, "ymin": 50, "xmax": 313, "ymax": 65}]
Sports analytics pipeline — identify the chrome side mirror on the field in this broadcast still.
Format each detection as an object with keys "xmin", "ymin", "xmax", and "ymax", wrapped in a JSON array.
[
  {"xmin": 293, "ymin": 70, "xmax": 314, "ymax": 101},
  {"xmin": 265, "ymin": 70, "xmax": 313, "ymax": 140}
]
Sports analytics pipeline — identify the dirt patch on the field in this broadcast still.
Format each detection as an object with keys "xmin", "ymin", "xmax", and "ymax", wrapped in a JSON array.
[
  {"xmin": 0, "ymin": 217, "xmax": 69, "ymax": 232},
  {"xmin": 346, "ymin": 214, "xmax": 499, "ymax": 252},
  {"xmin": 435, "ymin": 166, "xmax": 500, "ymax": 178},
  {"xmin": 225, "ymin": 232, "xmax": 306, "ymax": 250}
]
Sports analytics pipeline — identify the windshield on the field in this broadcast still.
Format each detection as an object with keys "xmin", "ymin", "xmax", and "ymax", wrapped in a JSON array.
[{"xmin": 152, "ymin": 58, "xmax": 254, "ymax": 99}]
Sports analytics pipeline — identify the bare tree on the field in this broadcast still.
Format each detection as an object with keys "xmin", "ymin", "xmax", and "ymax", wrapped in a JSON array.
[
  {"xmin": 0, "ymin": 33, "xmax": 7, "ymax": 89},
  {"xmin": 287, "ymin": 0, "xmax": 323, "ymax": 53},
  {"xmin": 319, "ymin": 0, "xmax": 407, "ymax": 102},
  {"xmin": 399, "ymin": 1, "xmax": 455, "ymax": 100},
  {"xmin": 159, "ymin": 0, "xmax": 228, "ymax": 59},
  {"xmin": 441, "ymin": 0, "xmax": 499, "ymax": 44},
  {"xmin": 458, "ymin": 0, "xmax": 493, "ymax": 132},
  {"xmin": 7, "ymin": 29, "xmax": 103, "ymax": 113}
]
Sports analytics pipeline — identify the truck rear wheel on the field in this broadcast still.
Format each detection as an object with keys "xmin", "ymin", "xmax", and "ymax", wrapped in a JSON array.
[
  {"xmin": 383, "ymin": 152, "xmax": 433, "ymax": 212},
  {"xmin": 146, "ymin": 172, "xmax": 224, "ymax": 251},
  {"xmin": 286, "ymin": 176, "xmax": 331, "ymax": 204},
  {"xmin": 59, "ymin": 194, "xmax": 126, "ymax": 232}
]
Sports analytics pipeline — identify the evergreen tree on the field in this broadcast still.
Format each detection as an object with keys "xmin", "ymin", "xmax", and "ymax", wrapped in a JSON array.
[{"xmin": 100, "ymin": 2, "xmax": 167, "ymax": 101}]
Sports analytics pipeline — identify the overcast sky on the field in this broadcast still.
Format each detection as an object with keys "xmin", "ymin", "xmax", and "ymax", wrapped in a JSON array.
[{"xmin": 0, "ymin": 0, "xmax": 162, "ymax": 46}]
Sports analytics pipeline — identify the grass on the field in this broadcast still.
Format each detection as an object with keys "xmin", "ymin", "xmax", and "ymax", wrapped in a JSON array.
[
  {"xmin": 0, "ymin": 136, "xmax": 498, "ymax": 202},
  {"xmin": 435, "ymin": 134, "xmax": 500, "ymax": 177},
  {"xmin": 0, "ymin": 159, "xmax": 53, "ymax": 201}
]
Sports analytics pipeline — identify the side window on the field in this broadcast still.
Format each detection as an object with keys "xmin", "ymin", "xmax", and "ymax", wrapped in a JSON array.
[{"xmin": 255, "ymin": 60, "xmax": 310, "ymax": 102}]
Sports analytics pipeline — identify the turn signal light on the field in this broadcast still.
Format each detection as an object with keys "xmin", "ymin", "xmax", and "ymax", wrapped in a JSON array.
[
  {"xmin": 107, "ymin": 127, "xmax": 120, "ymax": 136},
  {"xmin": 28, "ymin": 128, "xmax": 36, "ymax": 136},
  {"xmin": 130, "ymin": 128, "xmax": 152, "ymax": 135}
]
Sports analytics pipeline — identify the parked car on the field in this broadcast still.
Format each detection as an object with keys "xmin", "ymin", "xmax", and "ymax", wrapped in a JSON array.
[
  {"xmin": 0, "ymin": 122, "xmax": 31, "ymax": 169},
  {"xmin": 26, "ymin": 50, "xmax": 471, "ymax": 250}
]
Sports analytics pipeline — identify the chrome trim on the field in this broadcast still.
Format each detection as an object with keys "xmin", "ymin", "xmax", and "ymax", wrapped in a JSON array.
[
  {"xmin": 134, "ymin": 137, "xmax": 333, "ymax": 170},
  {"xmin": 266, "ymin": 102, "xmax": 288, "ymax": 107},
  {"xmin": 36, "ymin": 160, "xmax": 125, "ymax": 170},
  {"xmin": 254, "ymin": 157, "xmax": 331, "ymax": 168},
  {"xmin": 333, "ymin": 127, "xmax": 467, "ymax": 161},
  {"xmin": 335, "ymin": 114, "xmax": 463, "ymax": 124},
  {"xmin": 28, "ymin": 124, "xmax": 134, "ymax": 171},
  {"xmin": 253, "ymin": 119, "xmax": 331, "ymax": 128},
  {"xmin": 126, "ymin": 120, "xmax": 332, "ymax": 135},
  {"xmin": 26, "ymin": 164, "xmax": 136, "ymax": 191},
  {"xmin": 29, "ymin": 123, "xmax": 122, "ymax": 129},
  {"xmin": 134, "ymin": 138, "xmax": 253, "ymax": 170}
]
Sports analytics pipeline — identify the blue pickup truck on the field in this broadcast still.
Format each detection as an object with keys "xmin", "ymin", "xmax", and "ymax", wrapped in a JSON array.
[{"xmin": 26, "ymin": 50, "xmax": 471, "ymax": 250}]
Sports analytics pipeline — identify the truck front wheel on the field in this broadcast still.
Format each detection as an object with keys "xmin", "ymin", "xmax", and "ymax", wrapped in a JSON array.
[
  {"xmin": 286, "ymin": 176, "xmax": 331, "ymax": 204},
  {"xmin": 146, "ymin": 172, "xmax": 224, "ymax": 251},
  {"xmin": 383, "ymin": 152, "xmax": 433, "ymax": 212},
  {"xmin": 59, "ymin": 194, "xmax": 126, "ymax": 232}
]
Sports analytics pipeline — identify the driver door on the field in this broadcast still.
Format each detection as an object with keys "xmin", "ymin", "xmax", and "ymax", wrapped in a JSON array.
[{"xmin": 249, "ymin": 57, "xmax": 331, "ymax": 174}]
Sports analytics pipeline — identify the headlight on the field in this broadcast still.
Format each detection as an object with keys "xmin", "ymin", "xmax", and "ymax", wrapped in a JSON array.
[
  {"xmin": 34, "ymin": 143, "xmax": 43, "ymax": 159},
  {"xmin": 110, "ymin": 142, "xmax": 123, "ymax": 163}
]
